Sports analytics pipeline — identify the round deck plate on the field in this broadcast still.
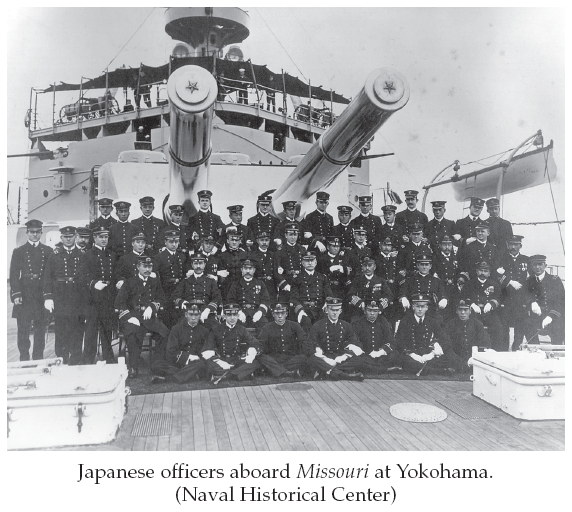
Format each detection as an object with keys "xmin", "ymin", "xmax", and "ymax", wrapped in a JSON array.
[{"xmin": 389, "ymin": 402, "xmax": 448, "ymax": 423}]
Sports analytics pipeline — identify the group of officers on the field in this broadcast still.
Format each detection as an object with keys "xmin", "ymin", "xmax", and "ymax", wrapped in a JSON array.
[{"xmin": 10, "ymin": 188, "xmax": 565, "ymax": 385}]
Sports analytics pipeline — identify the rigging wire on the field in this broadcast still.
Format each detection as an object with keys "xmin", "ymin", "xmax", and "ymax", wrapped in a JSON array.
[
  {"xmin": 542, "ymin": 146, "xmax": 565, "ymax": 255},
  {"xmin": 103, "ymin": 8, "xmax": 156, "ymax": 71},
  {"xmin": 254, "ymin": 8, "xmax": 308, "ymax": 83}
]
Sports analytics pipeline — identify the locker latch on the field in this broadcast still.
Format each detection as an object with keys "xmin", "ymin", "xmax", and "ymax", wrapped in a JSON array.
[
  {"xmin": 537, "ymin": 385, "xmax": 553, "ymax": 397},
  {"xmin": 75, "ymin": 403, "xmax": 86, "ymax": 433}
]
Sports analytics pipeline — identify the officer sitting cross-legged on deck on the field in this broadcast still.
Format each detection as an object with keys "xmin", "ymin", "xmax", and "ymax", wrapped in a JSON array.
[
  {"xmin": 150, "ymin": 302, "xmax": 209, "ymax": 384},
  {"xmin": 115, "ymin": 255, "xmax": 169, "ymax": 378},
  {"xmin": 202, "ymin": 303, "xmax": 261, "ymax": 385},
  {"xmin": 395, "ymin": 294, "xmax": 455, "ymax": 376},
  {"xmin": 352, "ymin": 300, "xmax": 403, "ymax": 374},
  {"xmin": 256, "ymin": 302, "xmax": 308, "ymax": 378},
  {"xmin": 304, "ymin": 297, "xmax": 365, "ymax": 381}
]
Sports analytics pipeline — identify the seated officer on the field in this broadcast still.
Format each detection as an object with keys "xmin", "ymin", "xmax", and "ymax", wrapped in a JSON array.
[
  {"xmin": 395, "ymin": 294, "xmax": 454, "ymax": 376},
  {"xmin": 352, "ymin": 300, "xmax": 402, "ymax": 373},
  {"xmin": 304, "ymin": 297, "xmax": 365, "ymax": 381},
  {"xmin": 463, "ymin": 261, "xmax": 504, "ymax": 350},
  {"xmin": 202, "ymin": 303, "xmax": 261, "ymax": 384},
  {"xmin": 346, "ymin": 256, "xmax": 393, "ymax": 323},
  {"xmin": 226, "ymin": 256, "xmax": 271, "ymax": 331},
  {"xmin": 257, "ymin": 302, "xmax": 308, "ymax": 378},
  {"xmin": 115, "ymin": 232, "xmax": 147, "ymax": 287},
  {"xmin": 444, "ymin": 298, "xmax": 491, "ymax": 373},
  {"xmin": 316, "ymin": 235, "xmax": 348, "ymax": 300},
  {"xmin": 172, "ymin": 255, "xmax": 222, "ymax": 330},
  {"xmin": 290, "ymin": 250, "xmax": 333, "ymax": 333},
  {"xmin": 114, "ymin": 256, "xmax": 169, "ymax": 377},
  {"xmin": 150, "ymin": 302, "xmax": 209, "ymax": 384}
]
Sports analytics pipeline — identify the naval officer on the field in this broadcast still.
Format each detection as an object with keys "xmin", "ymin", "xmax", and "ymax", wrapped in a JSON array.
[{"xmin": 131, "ymin": 196, "xmax": 164, "ymax": 256}]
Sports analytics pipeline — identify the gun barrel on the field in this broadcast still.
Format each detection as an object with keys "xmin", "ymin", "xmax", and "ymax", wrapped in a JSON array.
[
  {"xmin": 165, "ymin": 65, "xmax": 218, "ymax": 219},
  {"xmin": 272, "ymin": 68, "xmax": 410, "ymax": 212}
]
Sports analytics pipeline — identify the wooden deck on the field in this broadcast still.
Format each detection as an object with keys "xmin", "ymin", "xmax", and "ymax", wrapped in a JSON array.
[{"xmin": 6, "ymin": 295, "xmax": 565, "ymax": 452}]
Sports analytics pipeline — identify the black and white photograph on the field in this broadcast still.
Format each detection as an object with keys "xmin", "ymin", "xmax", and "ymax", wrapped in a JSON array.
[{"xmin": 5, "ymin": 5, "xmax": 565, "ymax": 495}]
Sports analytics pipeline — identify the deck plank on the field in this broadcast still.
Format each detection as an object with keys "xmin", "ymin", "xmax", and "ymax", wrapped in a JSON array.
[
  {"xmin": 226, "ymin": 387, "xmax": 257, "ymax": 450},
  {"xmin": 250, "ymin": 386, "xmax": 293, "ymax": 450},
  {"xmin": 233, "ymin": 386, "xmax": 270, "ymax": 451},
  {"xmin": 208, "ymin": 390, "xmax": 232, "ymax": 451},
  {"xmin": 217, "ymin": 387, "xmax": 245, "ymax": 451},
  {"xmin": 200, "ymin": 390, "xmax": 219, "ymax": 451},
  {"xmin": 241, "ymin": 386, "xmax": 283, "ymax": 451},
  {"xmin": 180, "ymin": 390, "xmax": 195, "ymax": 450},
  {"xmin": 192, "ymin": 390, "xmax": 207, "ymax": 450},
  {"xmin": 111, "ymin": 393, "xmax": 145, "ymax": 451},
  {"xmin": 156, "ymin": 392, "xmax": 173, "ymax": 451},
  {"xmin": 169, "ymin": 391, "xmax": 183, "ymax": 451}
]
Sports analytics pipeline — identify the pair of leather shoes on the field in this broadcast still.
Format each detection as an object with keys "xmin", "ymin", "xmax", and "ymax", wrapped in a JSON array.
[
  {"xmin": 386, "ymin": 366, "xmax": 403, "ymax": 373},
  {"xmin": 212, "ymin": 371, "xmax": 229, "ymax": 385},
  {"xmin": 281, "ymin": 369, "xmax": 300, "ymax": 378},
  {"xmin": 343, "ymin": 371, "xmax": 365, "ymax": 382},
  {"xmin": 150, "ymin": 375, "xmax": 166, "ymax": 384}
]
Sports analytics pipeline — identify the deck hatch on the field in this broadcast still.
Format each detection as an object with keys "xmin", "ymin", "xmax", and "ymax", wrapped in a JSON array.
[
  {"xmin": 131, "ymin": 413, "xmax": 173, "ymax": 437},
  {"xmin": 435, "ymin": 398, "xmax": 500, "ymax": 419}
]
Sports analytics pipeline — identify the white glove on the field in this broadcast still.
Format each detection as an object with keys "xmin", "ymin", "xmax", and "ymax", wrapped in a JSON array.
[
  {"xmin": 315, "ymin": 347, "xmax": 324, "ymax": 357},
  {"xmin": 216, "ymin": 269, "xmax": 229, "ymax": 278},
  {"xmin": 438, "ymin": 298, "xmax": 448, "ymax": 309},
  {"xmin": 283, "ymin": 284, "xmax": 291, "ymax": 292},
  {"xmin": 274, "ymin": 238, "xmax": 282, "ymax": 246},
  {"xmin": 389, "ymin": 250, "xmax": 399, "ymax": 257},
  {"xmin": 143, "ymin": 306, "xmax": 153, "ymax": 320},
  {"xmin": 252, "ymin": 311, "xmax": 263, "ymax": 322},
  {"xmin": 297, "ymin": 311, "xmax": 308, "ymax": 324},
  {"xmin": 402, "ymin": 235, "xmax": 410, "ymax": 242},
  {"xmin": 180, "ymin": 300, "xmax": 189, "ymax": 310},
  {"xmin": 330, "ymin": 264, "xmax": 344, "ymax": 272},
  {"xmin": 246, "ymin": 239, "xmax": 253, "ymax": 247},
  {"xmin": 453, "ymin": 234, "xmax": 462, "ymax": 241},
  {"xmin": 315, "ymin": 241, "xmax": 326, "ymax": 252},
  {"xmin": 191, "ymin": 231, "xmax": 199, "ymax": 241},
  {"xmin": 208, "ymin": 274, "xmax": 217, "ymax": 280},
  {"xmin": 244, "ymin": 347, "xmax": 257, "ymax": 364},
  {"xmin": 202, "ymin": 350, "xmax": 215, "ymax": 360},
  {"xmin": 149, "ymin": 272, "xmax": 156, "ymax": 278},
  {"xmin": 508, "ymin": 280, "xmax": 522, "ymax": 290},
  {"xmin": 433, "ymin": 342, "xmax": 444, "ymax": 356},
  {"xmin": 466, "ymin": 237, "xmax": 476, "ymax": 244},
  {"xmin": 277, "ymin": 266, "xmax": 284, "ymax": 274},
  {"xmin": 401, "ymin": 297, "xmax": 410, "ymax": 309},
  {"xmin": 210, "ymin": 246, "xmax": 218, "ymax": 255},
  {"xmin": 542, "ymin": 316, "xmax": 553, "ymax": 328},
  {"xmin": 322, "ymin": 357, "xmax": 337, "ymax": 367},
  {"xmin": 128, "ymin": 317, "xmax": 140, "ymax": 326},
  {"xmin": 216, "ymin": 360, "xmax": 233, "ymax": 370},
  {"xmin": 116, "ymin": 280, "xmax": 124, "ymax": 289},
  {"xmin": 186, "ymin": 354, "xmax": 200, "ymax": 364},
  {"xmin": 200, "ymin": 308, "xmax": 210, "ymax": 322},
  {"xmin": 421, "ymin": 352, "xmax": 435, "ymax": 362},
  {"xmin": 380, "ymin": 298, "xmax": 388, "ymax": 309},
  {"xmin": 409, "ymin": 353, "xmax": 424, "ymax": 363},
  {"xmin": 334, "ymin": 354, "xmax": 350, "ymax": 364},
  {"xmin": 44, "ymin": 299, "xmax": 54, "ymax": 313},
  {"xmin": 369, "ymin": 349, "xmax": 387, "ymax": 358},
  {"xmin": 238, "ymin": 310, "xmax": 247, "ymax": 323},
  {"xmin": 186, "ymin": 269, "xmax": 194, "ymax": 278},
  {"xmin": 483, "ymin": 303, "xmax": 492, "ymax": 314},
  {"xmin": 471, "ymin": 303, "xmax": 481, "ymax": 314},
  {"xmin": 304, "ymin": 232, "xmax": 312, "ymax": 239},
  {"xmin": 497, "ymin": 267, "xmax": 505, "ymax": 275},
  {"xmin": 346, "ymin": 344, "xmax": 364, "ymax": 356},
  {"xmin": 94, "ymin": 281, "xmax": 108, "ymax": 290},
  {"xmin": 531, "ymin": 302, "xmax": 541, "ymax": 315}
]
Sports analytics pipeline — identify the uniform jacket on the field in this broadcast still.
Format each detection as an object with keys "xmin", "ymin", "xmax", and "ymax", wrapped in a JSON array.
[
  {"xmin": 115, "ymin": 274, "xmax": 165, "ymax": 325},
  {"xmin": 454, "ymin": 215, "xmax": 481, "ymax": 246},
  {"xmin": 495, "ymin": 251, "xmax": 529, "ymax": 289},
  {"xmin": 187, "ymin": 210, "xmax": 225, "ymax": 242},
  {"xmin": 317, "ymin": 250, "xmax": 348, "ymax": 295},
  {"xmin": 274, "ymin": 243, "xmax": 305, "ymax": 290},
  {"xmin": 347, "ymin": 274, "xmax": 393, "ymax": 310},
  {"xmin": 463, "ymin": 277, "xmax": 501, "ymax": 310},
  {"xmin": 10, "ymin": 242, "xmax": 52, "ymax": 317},
  {"xmin": 395, "ymin": 313, "xmax": 451, "ymax": 355},
  {"xmin": 167, "ymin": 319, "xmax": 210, "ymax": 366},
  {"xmin": 248, "ymin": 247, "xmax": 276, "ymax": 289},
  {"xmin": 350, "ymin": 214, "xmax": 382, "ymax": 247},
  {"xmin": 330, "ymin": 222, "xmax": 354, "ymax": 249},
  {"xmin": 379, "ymin": 222, "xmax": 408, "ymax": 249},
  {"xmin": 153, "ymin": 249, "xmax": 187, "ymax": 296},
  {"xmin": 217, "ymin": 248, "xmax": 247, "ymax": 296},
  {"xmin": 109, "ymin": 220, "xmax": 139, "ymax": 258},
  {"xmin": 290, "ymin": 270, "xmax": 333, "ymax": 315},
  {"xmin": 302, "ymin": 209, "xmax": 334, "ymax": 248},
  {"xmin": 257, "ymin": 320, "xmax": 307, "ymax": 356},
  {"xmin": 458, "ymin": 240, "xmax": 500, "ymax": 280},
  {"xmin": 131, "ymin": 215, "xmax": 165, "ymax": 255},
  {"xmin": 397, "ymin": 240, "xmax": 433, "ymax": 276},
  {"xmin": 425, "ymin": 218, "xmax": 456, "ymax": 250},
  {"xmin": 488, "ymin": 216, "xmax": 513, "ymax": 251},
  {"xmin": 89, "ymin": 215, "xmax": 117, "ymax": 231},
  {"xmin": 352, "ymin": 316, "xmax": 395, "ymax": 353},
  {"xmin": 375, "ymin": 251, "xmax": 399, "ymax": 286},
  {"xmin": 527, "ymin": 273, "xmax": 565, "ymax": 321},
  {"xmin": 344, "ymin": 243, "xmax": 372, "ymax": 284},
  {"xmin": 42, "ymin": 246, "xmax": 83, "ymax": 316},
  {"xmin": 157, "ymin": 223, "xmax": 189, "ymax": 254},
  {"xmin": 273, "ymin": 217, "xmax": 303, "ymax": 244},
  {"xmin": 226, "ymin": 277, "xmax": 271, "ymax": 317},
  {"xmin": 77, "ymin": 246, "xmax": 118, "ymax": 304},
  {"xmin": 247, "ymin": 213, "xmax": 280, "ymax": 244},
  {"xmin": 398, "ymin": 273, "xmax": 446, "ymax": 313},
  {"xmin": 395, "ymin": 208, "xmax": 429, "ymax": 231},
  {"xmin": 432, "ymin": 251, "xmax": 460, "ymax": 288},
  {"xmin": 305, "ymin": 318, "xmax": 361, "ymax": 357},
  {"xmin": 172, "ymin": 273, "xmax": 222, "ymax": 313},
  {"xmin": 444, "ymin": 316, "xmax": 490, "ymax": 361},
  {"xmin": 203, "ymin": 322, "xmax": 259, "ymax": 361},
  {"xmin": 115, "ymin": 251, "xmax": 146, "ymax": 282}
]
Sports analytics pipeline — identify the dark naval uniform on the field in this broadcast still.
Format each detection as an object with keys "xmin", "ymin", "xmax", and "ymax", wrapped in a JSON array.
[
  {"xmin": 152, "ymin": 318, "xmax": 209, "ymax": 382},
  {"xmin": 397, "ymin": 240, "xmax": 433, "ymax": 277},
  {"xmin": 395, "ymin": 313, "xmax": 453, "ymax": 374},
  {"xmin": 217, "ymin": 222, "xmax": 250, "ymax": 251},
  {"xmin": 425, "ymin": 218, "xmax": 456, "ymax": 252},
  {"xmin": 302, "ymin": 209, "xmax": 334, "ymax": 249},
  {"xmin": 331, "ymin": 222, "xmax": 354, "ymax": 250},
  {"xmin": 495, "ymin": 250, "xmax": 530, "ymax": 350},
  {"xmin": 317, "ymin": 249, "xmax": 348, "ymax": 299},
  {"xmin": 304, "ymin": 318, "xmax": 365, "ymax": 377},
  {"xmin": 352, "ymin": 315, "xmax": 401, "ymax": 372},
  {"xmin": 217, "ymin": 247, "xmax": 247, "ymax": 298},
  {"xmin": 248, "ymin": 247, "xmax": 276, "ymax": 295},
  {"xmin": 344, "ymin": 242, "xmax": 372, "ymax": 284},
  {"xmin": 432, "ymin": 250, "xmax": 460, "ymax": 321},
  {"xmin": 131, "ymin": 215, "xmax": 164, "ymax": 256},
  {"xmin": 349, "ymin": 214, "xmax": 382, "ymax": 248},
  {"xmin": 203, "ymin": 323, "xmax": 261, "ymax": 381},
  {"xmin": 454, "ymin": 215, "xmax": 481, "ymax": 247},
  {"xmin": 79, "ymin": 245, "xmax": 118, "ymax": 364},
  {"xmin": 153, "ymin": 248, "xmax": 187, "ymax": 328},
  {"xmin": 395, "ymin": 208, "xmax": 428, "ymax": 232},
  {"xmin": 10, "ymin": 241, "xmax": 52, "ymax": 360},
  {"xmin": 488, "ymin": 216, "xmax": 513, "ymax": 251},
  {"xmin": 458, "ymin": 240, "xmax": 500, "ymax": 280},
  {"xmin": 109, "ymin": 221, "xmax": 139, "ymax": 258},
  {"xmin": 463, "ymin": 276, "xmax": 504, "ymax": 350},
  {"xmin": 257, "ymin": 319, "xmax": 308, "ymax": 377},
  {"xmin": 379, "ymin": 222, "xmax": 407, "ymax": 250},
  {"xmin": 526, "ymin": 272, "xmax": 565, "ymax": 344},
  {"xmin": 115, "ymin": 251, "xmax": 146, "ymax": 282},
  {"xmin": 375, "ymin": 250, "xmax": 400, "ymax": 325},
  {"xmin": 158, "ymin": 222, "xmax": 189, "ymax": 254},
  {"xmin": 42, "ymin": 246, "xmax": 83, "ymax": 364},
  {"xmin": 115, "ymin": 273, "xmax": 169, "ymax": 371},
  {"xmin": 172, "ymin": 273, "xmax": 222, "ymax": 329},
  {"xmin": 274, "ymin": 243, "xmax": 305, "ymax": 301},
  {"xmin": 273, "ymin": 217, "xmax": 303, "ymax": 245},
  {"xmin": 444, "ymin": 315, "xmax": 490, "ymax": 372},
  {"xmin": 89, "ymin": 215, "xmax": 117, "ymax": 232},
  {"xmin": 226, "ymin": 277, "xmax": 271, "ymax": 328},
  {"xmin": 290, "ymin": 269, "xmax": 333, "ymax": 329},
  {"xmin": 187, "ymin": 210, "xmax": 225, "ymax": 248},
  {"xmin": 347, "ymin": 274, "xmax": 393, "ymax": 322},
  {"xmin": 247, "ymin": 213, "xmax": 280, "ymax": 249},
  {"xmin": 193, "ymin": 248, "xmax": 219, "ymax": 277}
]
